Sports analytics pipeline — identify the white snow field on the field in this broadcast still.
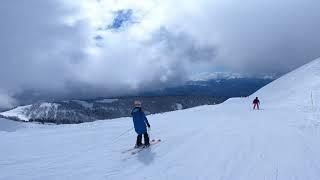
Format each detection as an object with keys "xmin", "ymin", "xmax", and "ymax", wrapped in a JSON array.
[{"xmin": 2, "ymin": 58, "xmax": 320, "ymax": 180}]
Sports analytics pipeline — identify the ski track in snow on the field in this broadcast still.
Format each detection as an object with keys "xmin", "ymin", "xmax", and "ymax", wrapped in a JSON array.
[{"xmin": 1, "ymin": 98, "xmax": 320, "ymax": 180}]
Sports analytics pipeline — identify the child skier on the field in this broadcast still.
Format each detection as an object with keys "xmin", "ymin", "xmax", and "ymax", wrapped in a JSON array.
[
  {"xmin": 131, "ymin": 101, "xmax": 151, "ymax": 148},
  {"xmin": 253, "ymin": 97, "xmax": 260, "ymax": 110}
]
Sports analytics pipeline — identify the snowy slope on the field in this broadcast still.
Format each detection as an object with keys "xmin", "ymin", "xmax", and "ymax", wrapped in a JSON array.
[
  {"xmin": 253, "ymin": 57, "xmax": 320, "ymax": 108},
  {"xmin": 0, "ymin": 103, "xmax": 60, "ymax": 122},
  {"xmin": 0, "ymin": 105, "xmax": 32, "ymax": 121},
  {"xmin": 1, "ymin": 58, "xmax": 320, "ymax": 180}
]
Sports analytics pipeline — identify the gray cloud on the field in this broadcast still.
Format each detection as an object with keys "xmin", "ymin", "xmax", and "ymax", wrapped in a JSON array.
[
  {"xmin": 0, "ymin": 0, "xmax": 89, "ymax": 106},
  {"xmin": 185, "ymin": 0, "xmax": 320, "ymax": 73},
  {"xmin": 0, "ymin": 0, "xmax": 320, "ymax": 108},
  {"xmin": 150, "ymin": 27, "xmax": 217, "ymax": 63}
]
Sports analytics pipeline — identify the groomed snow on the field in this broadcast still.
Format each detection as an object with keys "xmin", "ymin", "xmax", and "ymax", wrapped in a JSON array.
[
  {"xmin": 1, "ymin": 58, "xmax": 320, "ymax": 180},
  {"xmin": 1, "ymin": 101, "xmax": 319, "ymax": 180}
]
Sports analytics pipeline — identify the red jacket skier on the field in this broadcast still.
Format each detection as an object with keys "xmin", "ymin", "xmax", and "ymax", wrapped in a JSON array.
[{"xmin": 253, "ymin": 97, "xmax": 260, "ymax": 110}]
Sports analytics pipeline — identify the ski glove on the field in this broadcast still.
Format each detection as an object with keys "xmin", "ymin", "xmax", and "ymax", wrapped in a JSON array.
[{"xmin": 147, "ymin": 122, "xmax": 151, "ymax": 128}]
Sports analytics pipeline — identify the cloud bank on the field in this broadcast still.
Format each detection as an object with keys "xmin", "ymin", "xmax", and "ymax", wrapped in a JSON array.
[{"xmin": 0, "ymin": 0, "xmax": 319, "ymax": 108}]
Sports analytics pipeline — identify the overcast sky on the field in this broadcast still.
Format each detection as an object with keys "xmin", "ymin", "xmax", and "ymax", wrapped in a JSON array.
[{"xmin": 1, "ymin": 0, "xmax": 320, "ymax": 108}]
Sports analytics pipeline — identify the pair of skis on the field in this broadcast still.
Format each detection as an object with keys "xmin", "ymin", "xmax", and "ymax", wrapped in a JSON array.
[{"xmin": 122, "ymin": 139, "xmax": 162, "ymax": 155}]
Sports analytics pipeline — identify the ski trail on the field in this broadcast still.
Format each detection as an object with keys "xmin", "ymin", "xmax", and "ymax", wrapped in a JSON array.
[{"xmin": 1, "ymin": 99, "xmax": 320, "ymax": 180}]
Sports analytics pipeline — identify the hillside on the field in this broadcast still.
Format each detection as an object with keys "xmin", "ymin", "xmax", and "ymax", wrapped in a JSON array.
[
  {"xmin": 1, "ymin": 58, "xmax": 320, "ymax": 179},
  {"xmin": 253, "ymin": 58, "xmax": 320, "ymax": 108},
  {"xmin": 0, "ymin": 96, "xmax": 221, "ymax": 124}
]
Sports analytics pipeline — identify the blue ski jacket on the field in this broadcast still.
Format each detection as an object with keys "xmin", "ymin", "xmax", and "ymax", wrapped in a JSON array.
[{"xmin": 131, "ymin": 107, "xmax": 150, "ymax": 134}]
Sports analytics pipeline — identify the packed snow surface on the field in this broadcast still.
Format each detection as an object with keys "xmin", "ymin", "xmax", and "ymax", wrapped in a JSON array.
[{"xmin": 2, "ymin": 58, "xmax": 320, "ymax": 180}]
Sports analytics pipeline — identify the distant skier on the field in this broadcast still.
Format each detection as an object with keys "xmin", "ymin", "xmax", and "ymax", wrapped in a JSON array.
[
  {"xmin": 253, "ymin": 97, "xmax": 260, "ymax": 110},
  {"xmin": 131, "ymin": 101, "xmax": 151, "ymax": 148}
]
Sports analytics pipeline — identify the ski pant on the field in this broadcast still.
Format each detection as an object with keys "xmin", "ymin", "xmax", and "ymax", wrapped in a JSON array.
[
  {"xmin": 253, "ymin": 103, "xmax": 259, "ymax": 109},
  {"xmin": 136, "ymin": 133, "xmax": 150, "ymax": 146}
]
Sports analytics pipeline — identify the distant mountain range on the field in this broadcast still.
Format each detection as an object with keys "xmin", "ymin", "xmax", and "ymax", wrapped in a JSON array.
[
  {"xmin": 0, "ymin": 96, "xmax": 222, "ymax": 124},
  {"xmin": 141, "ymin": 74, "xmax": 274, "ymax": 98},
  {"xmin": 189, "ymin": 72, "xmax": 277, "ymax": 82},
  {"xmin": 0, "ymin": 74, "xmax": 275, "ymax": 124}
]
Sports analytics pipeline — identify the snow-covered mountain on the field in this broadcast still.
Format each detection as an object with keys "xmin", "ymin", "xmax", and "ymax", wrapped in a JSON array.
[
  {"xmin": 1, "ymin": 75, "xmax": 274, "ymax": 123},
  {"xmin": 143, "ymin": 77, "xmax": 273, "ymax": 97},
  {"xmin": 0, "ymin": 96, "xmax": 220, "ymax": 123},
  {"xmin": 1, "ymin": 58, "xmax": 320, "ymax": 180},
  {"xmin": 189, "ymin": 72, "xmax": 277, "ymax": 82}
]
